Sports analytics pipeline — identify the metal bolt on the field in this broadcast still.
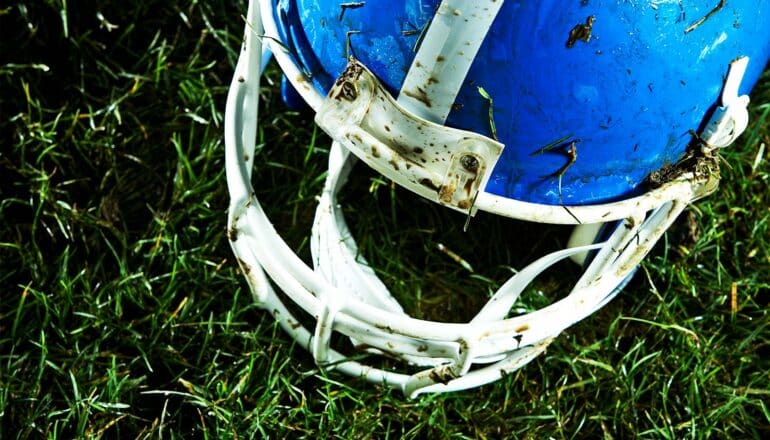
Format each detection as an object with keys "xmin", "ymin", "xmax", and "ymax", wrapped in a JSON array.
[
  {"xmin": 460, "ymin": 154, "xmax": 479, "ymax": 172},
  {"xmin": 340, "ymin": 81, "xmax": 357, "ymax": 101}
]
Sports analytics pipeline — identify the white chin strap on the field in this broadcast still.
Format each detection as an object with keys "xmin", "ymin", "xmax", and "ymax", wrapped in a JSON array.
[{"xmin": 224, "ymin": 0, "xmax": 744, "ymax": 397}]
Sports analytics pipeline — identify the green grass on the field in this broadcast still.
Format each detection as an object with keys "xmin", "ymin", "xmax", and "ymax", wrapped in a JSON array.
[{"xmin": 2, "ymin": 1, "xmax": 769, "ymax": 438}]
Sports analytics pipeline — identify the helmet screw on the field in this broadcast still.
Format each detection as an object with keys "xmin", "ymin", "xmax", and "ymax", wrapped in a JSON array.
[{"xmin": 460, "ymin": 154, "xmax": 479, "ymax": 172}]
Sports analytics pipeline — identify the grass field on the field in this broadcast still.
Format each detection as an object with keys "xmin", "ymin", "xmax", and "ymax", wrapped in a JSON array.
[{"xmin": 1, "ymin": 2, "xmax": 769, "ymax": 438}]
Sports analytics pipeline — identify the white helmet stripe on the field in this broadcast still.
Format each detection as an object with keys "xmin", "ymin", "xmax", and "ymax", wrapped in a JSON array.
[{"xmin": 398, "ymin": 0, "xmax": 506, "ymax": 123}]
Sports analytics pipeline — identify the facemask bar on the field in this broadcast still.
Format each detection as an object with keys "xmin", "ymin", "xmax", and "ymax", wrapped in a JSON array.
[{"xmin": 225, "ymin": 0, "xmax": 730, "ymax": 397}]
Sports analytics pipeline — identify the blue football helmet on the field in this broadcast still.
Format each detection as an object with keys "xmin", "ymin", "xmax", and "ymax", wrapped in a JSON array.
[{"xmin": 225, "ymin": 0, "xmax": 769, "ymax": 396}]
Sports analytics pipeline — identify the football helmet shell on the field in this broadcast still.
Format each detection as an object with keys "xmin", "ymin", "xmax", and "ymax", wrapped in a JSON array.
[{"xmin": 275, "ymin": 0, "xmax": 770, "ymax": 205}]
